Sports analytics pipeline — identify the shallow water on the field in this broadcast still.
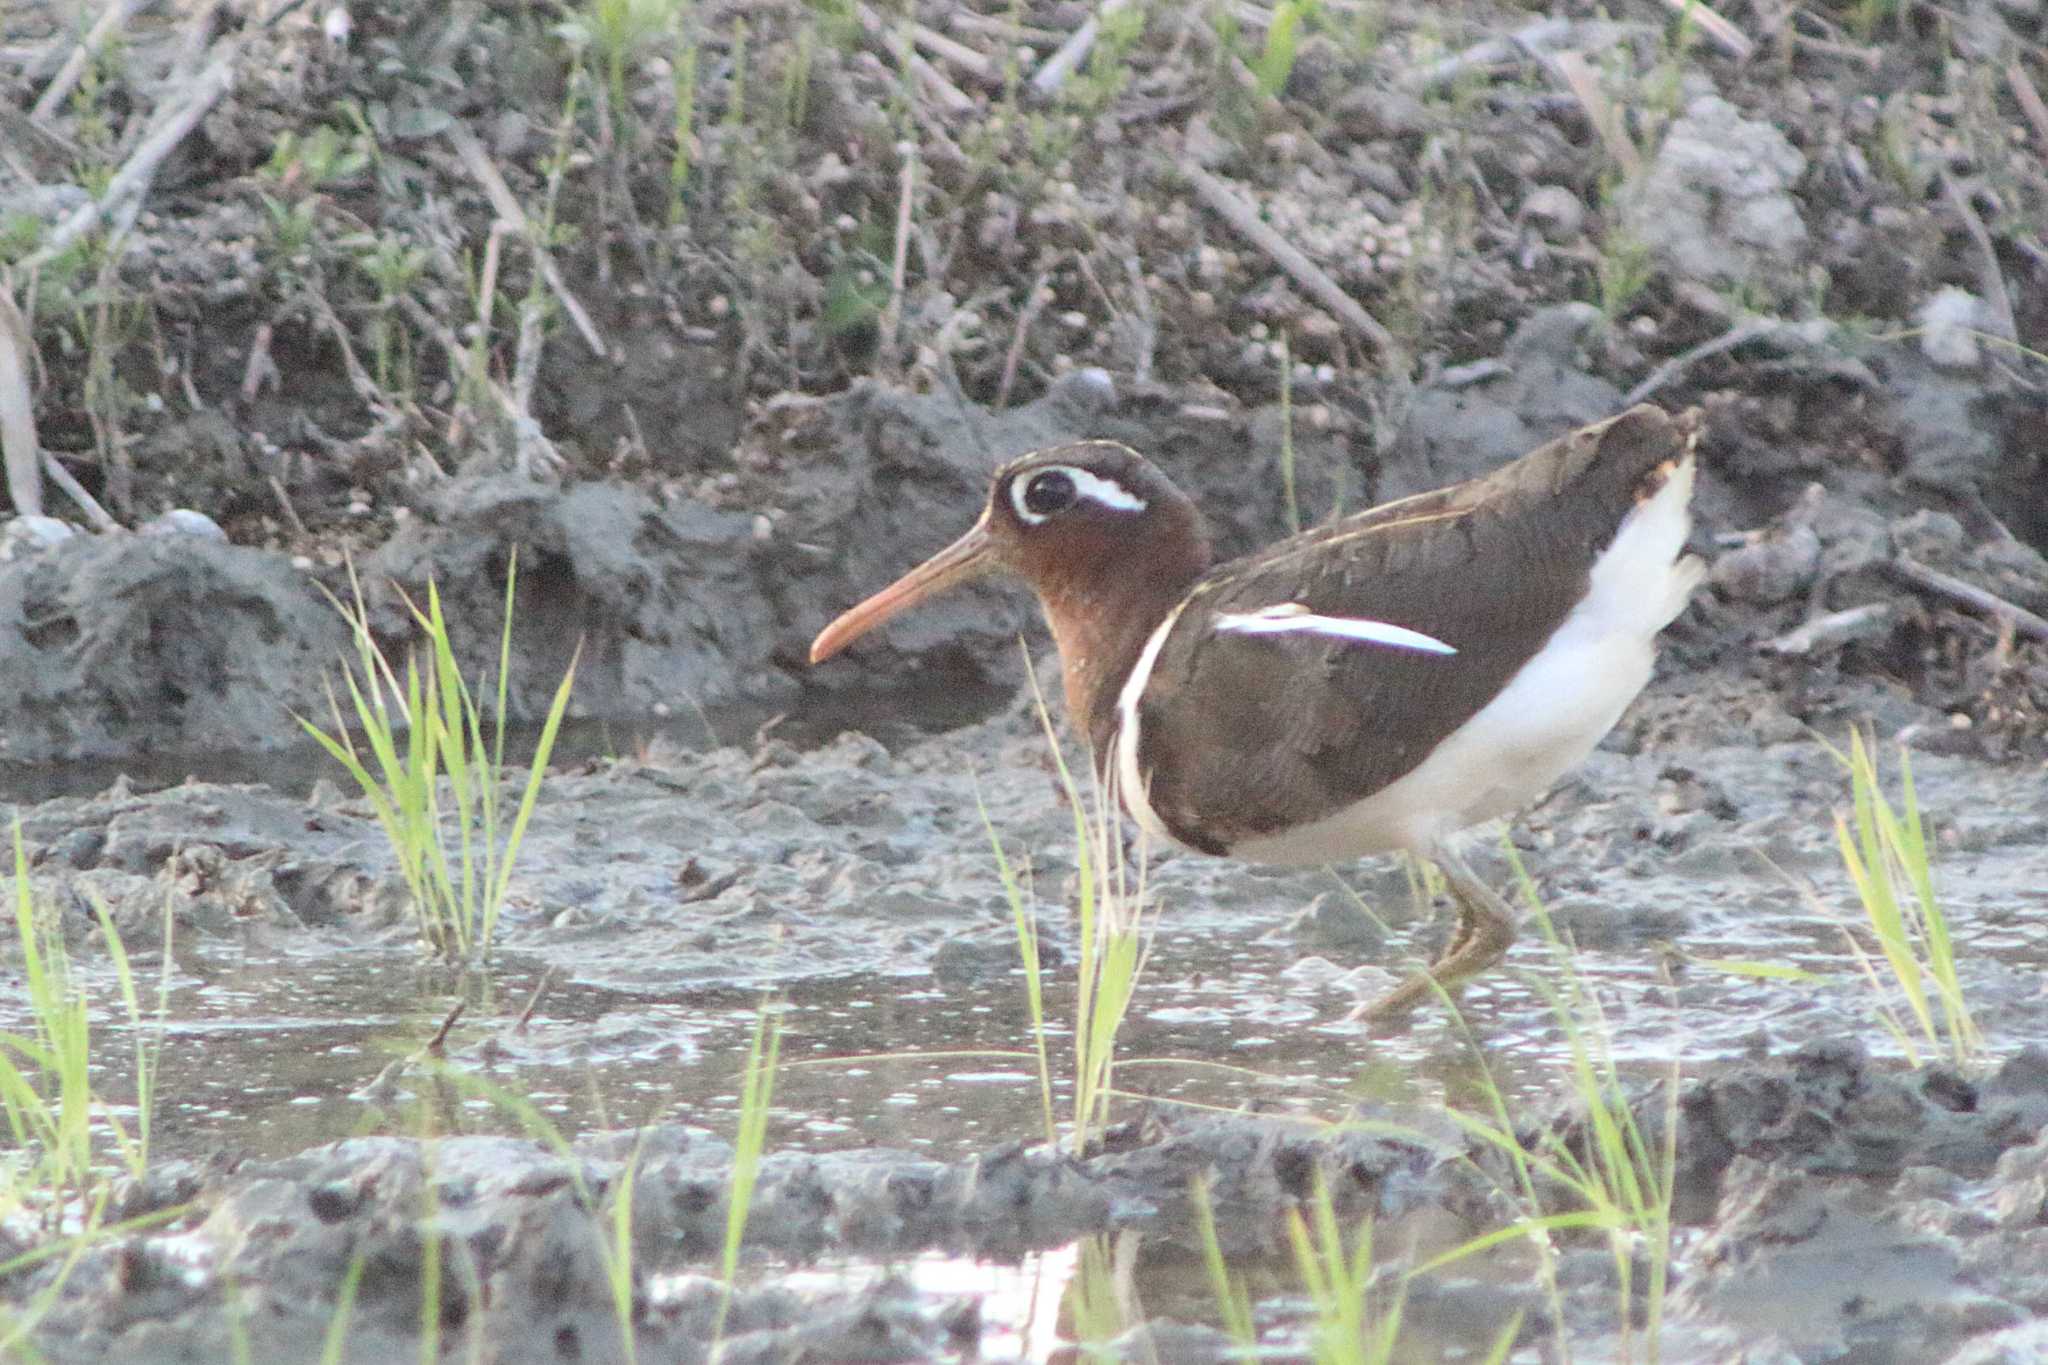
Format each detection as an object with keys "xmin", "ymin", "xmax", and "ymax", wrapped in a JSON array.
[
  {"xmin": 6, "ymin": 692, "xmax": 2046, "ymax": 1362},
  {"xmin": 44, "ymin": 867, "xmax": 2046, "ymax": 1173}
]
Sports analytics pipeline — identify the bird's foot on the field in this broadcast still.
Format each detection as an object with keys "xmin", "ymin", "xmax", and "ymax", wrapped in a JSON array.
[
  {"xmin": 1345, "ymin": 842, "xmax": 1518, "ymax": 1025},
  {"xmin": 1346, "ymin": 968, "xmax": 1450, "ymax": 1023}
]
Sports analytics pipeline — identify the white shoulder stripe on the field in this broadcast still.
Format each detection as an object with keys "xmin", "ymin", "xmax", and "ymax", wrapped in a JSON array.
[
  {"xmin": 1113, "ymin": 602, "xmax": 1189, "ymax": 849},
  {"xmin": 1213, "ymin": 603, "xmax": 1457, "ymax": 655}
]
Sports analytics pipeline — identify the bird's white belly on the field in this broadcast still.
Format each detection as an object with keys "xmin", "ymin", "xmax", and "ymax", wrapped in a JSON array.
[{"xmin": 1148, "ymin": 454, "xmax": 1700, "ymax": 866}]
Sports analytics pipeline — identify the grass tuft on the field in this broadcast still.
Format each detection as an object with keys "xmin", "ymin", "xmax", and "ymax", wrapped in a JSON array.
[
  {"xmin": 1828, "ymin": 730, "xmax": 1979, "ymax": 1068},
  {"xmin": 1062, "ymin": 1233, "xmax": 1141, "ymax": 1352},
  {"xmin": 1027, "ymin": 652, "xmax": 1155, "ymax": 1152},
  {"xmin": 408, "ymin": 1055, "xmax": 646, "ymax": 1361},
  {"xmin": 0, "ymin": 819, "xmax": 179, "ymax": 1356},
  {"xmin": 983, "ymin": 649, "xmax": 1156, "ymax": 1159},
  {"xmin": 1253, "ymin": 0, "xmax": 1313, "ymax": 100},
  {"xmin": 2, "ymin": 822, "xmax": 171, "ymax": 1205},
  {"xmin": 1190, "ymin": 1175, "xmax": 1258, "ymax": 1362},
  {"xmin": 1286, "ymin": 1171, "xmax": 1401, "ymax": 1365},
  {"xmin": 979, "ymin": 782, "xmax": 1058, "ymax": 1146},
  {"xmin": 714, "ymin": 998, "xmax": 783, "ymax": 1340},
  {"xmin": 1425, "ymin": 846, "xmax": 1678, "ymax": 1361},
  {"xmin": 299, "ymin": 553, "xmax": 578, "ymax": 962}
]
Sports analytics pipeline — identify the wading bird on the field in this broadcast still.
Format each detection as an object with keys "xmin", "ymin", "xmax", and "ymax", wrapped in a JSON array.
[{"xmin": 811, "ymin": 405, "xmax": 1701, "ymax": 1019}]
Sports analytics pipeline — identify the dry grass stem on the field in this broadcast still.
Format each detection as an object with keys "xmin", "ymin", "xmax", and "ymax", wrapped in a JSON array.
[
  {"xmin": 995, "ymin": 268, "xmax": 1054, "ymax": 409},
  {"xmin": 29, "ymin": 0, "xmax": 152, "ymax": 122},
  {"xmin": 879, "ymin": 148, "xmax": 917, "ymax": 378},
  {"xmin": 21, "ymin": 34, "xmax": 242, "ymax": 273},
  {"xmin": 445, "ymin": 121, "xmax": 608, "ymax": 359},
  {"xmin": 1659, "ymin": 0, "xmax": 1755, "ymax": 61},
  {"xmin": 1888, "ymin": 555, "xmax": 2048, "ymax": 643},
  {"xmin": 1545, "ymin": 50, "xmax": 1642, "ymax": 179},
  {"xmin": 1186, "ymin": 167, "xmax": 1402, "ymax": 364},
  {"xmin": 1939, "ymin": 172, "xmax": 2019, "ymax": 345},
  {"xmin": 1403, "ymin": 16, "xmax": 1570, "ymax": 95},
  {"xmin": 0, "ymin": 288, "xmax": 41, "ymax": 517},
  {"xmin": 2008, "ymin": 61, "xmax": 2048, "ymax": 149},
  {"xmin": 38, "ymin": 451, "xmax": 116, "ymax": 531},
  {"xmin": 1031, "ymin": 0, "xmax": 1133, "ymax": 95}
]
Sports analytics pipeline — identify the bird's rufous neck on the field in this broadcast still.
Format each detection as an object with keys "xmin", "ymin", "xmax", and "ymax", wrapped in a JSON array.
[{"xmin": 1036, "ymin": 549, "xmax": 1208, "ymax": 767}]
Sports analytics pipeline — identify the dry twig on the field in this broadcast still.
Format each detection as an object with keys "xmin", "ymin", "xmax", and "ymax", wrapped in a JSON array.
[
  {"xmin": 510, "ymin": 272, "xmax": 553, "ymax": 478},
  {"xmin": 30, "ymin": 0, "xmax": 154, "ymax": 122},
  {"xmin": 300, "ymin": 287, "xmax": 405, "ymax": 422},
  {"xmin": 908, "ymin": 18, "xmax": 1001, "ymax": 88},
  {"xmin": 19, "ymin": 39, "xmax": 239, "ymax": 273},
  {"xmin": 1403, "ymin": 16, "xmax": 1571, "ymax": 94},
  {"xmin": 268, "ymin": 474, "xmax": 308, "ymax": 539},
  {"xmin": 1185, "ymin": 167, "xmax": 1402, "ymax": 364},
  {"xmin": 1888, "ymin": 557, "xmax": 2048, "ymax": 644},
  {"xmin": 399, "ymin": 296, "xmax": 563, "ymax": 476},
  {"xmin": 908, "ymin": 48, "xmax": 977, "ymax": 115},
  {"xmin": 1761, "ymin": 602, "xmax": 1898, "ymax": 657},
  {"xmin": 240, "ymin": 322, "xmax": 278, "ymax": 403},
  {"xmin": 946, "ymin": 11, "xmax": 1061, "ymax": 44},
  {"xmin": 39, "ymin": 452, "xmax": 118, "ymax": 532},
  {"xmin": 858, "ymin": 4, "xmax": 998, "ymax": 95},
  {"xmin": 1031, "ymin": 0, "xmax": 1133, "ymax": 96},
  {"xmin": 1624, "ymin": 317, "xmax": 1778, "ymax": 405},
  {"xmin": 2008, "ymin": 62, "xmax": 2048, "ymax": 151},
  {"xmin": 1940, "ymin": 173, "xmax": 2019, "ymax": 346},
  {"xmin": 424, "ymin": 1001, "xmax": 467, "ymax": 1058},
  {"xmin": 514, "ymin": 969, "xmax": 557, "ymax": 1033}
]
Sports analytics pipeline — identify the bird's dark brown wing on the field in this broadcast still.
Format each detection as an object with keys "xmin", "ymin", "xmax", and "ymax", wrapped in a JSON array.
[{"xmin": 1129, "ymin": 405, "xmax": 1693, "ymax": 849}]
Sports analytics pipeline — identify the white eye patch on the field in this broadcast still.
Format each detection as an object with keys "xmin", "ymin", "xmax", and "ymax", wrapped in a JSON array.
[
  {"xmin": 1009, "ymin": 464, "xmax": 1148, "ymax": 525},
  {"xmin": 1213, "ymin": 603, "xmax": 1457, "ymax": 655}
]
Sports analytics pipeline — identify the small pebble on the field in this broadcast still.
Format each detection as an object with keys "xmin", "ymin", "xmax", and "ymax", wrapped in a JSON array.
[
  {"xmin": 0, "ymin": 515, "xmax": 76, "ymax": 561},
  {"xmin": 140, "ymin": 509, "xmax": 228, "ymax": 541}
]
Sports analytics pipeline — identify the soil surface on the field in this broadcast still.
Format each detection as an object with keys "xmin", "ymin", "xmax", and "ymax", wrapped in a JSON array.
[{"xmin": 3, "ymin": 0, "xmax": 2047, "ymax": 1360}]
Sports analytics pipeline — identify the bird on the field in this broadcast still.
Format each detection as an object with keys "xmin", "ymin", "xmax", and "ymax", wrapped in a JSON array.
[{"xmin": 810, "ymin": 404, "xmax": 1703, "ymax": 1020}]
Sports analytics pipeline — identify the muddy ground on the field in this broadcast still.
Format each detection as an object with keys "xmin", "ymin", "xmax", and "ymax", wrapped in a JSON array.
[{"xmin": 3, "ymin": 0, "xmax": 2048, "ymax": 1360}]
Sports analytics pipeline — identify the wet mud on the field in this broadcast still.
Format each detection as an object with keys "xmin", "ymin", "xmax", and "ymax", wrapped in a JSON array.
[{"xmin": 5, "ymin": 0, "xmax": 2048, "ymax": 1358}]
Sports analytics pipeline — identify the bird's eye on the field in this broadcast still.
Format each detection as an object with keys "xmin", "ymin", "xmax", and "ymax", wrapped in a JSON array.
[
  {"xmin": 1006, "ymin": 461, "xmax": 1147, "ymax": 524},
  {"xmin": 1024, "ymin": 470, "xmax": 1076, "ymax": 516},
  {"xmin": 1011, "ymin": 469, "xmax": 1077, "ymax": 523}
]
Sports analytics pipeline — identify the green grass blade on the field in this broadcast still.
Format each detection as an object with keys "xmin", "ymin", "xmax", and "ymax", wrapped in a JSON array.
[
  {"xmin": 1189, "ymin": 1176, "xmax": 1257, "ymax": 1361},
  {"xmin": 494, "ymin": 550, "xmax": 520, "ymax": 776},
  {"xmin": 608, "ymin": 1137, "xmax": 642, "ymax": 1365},
  {"xmin": 484, "ymin": 643, "xmax": 579, "ymax": 952},
  {"xmin": 319, "ymin": 1250, "xmax": 369, "ymax": 1365},
  {"xmin": 1687, "ymin": 955, "xmax": 1825, "ymax": 983},
  {"xmin": 715, "ymin": 1001, "xmax": 782, "ymax": 1341},
  {"xmin": 976, "ymin": 782, "xmax": 1056, "ymax": 1146}
]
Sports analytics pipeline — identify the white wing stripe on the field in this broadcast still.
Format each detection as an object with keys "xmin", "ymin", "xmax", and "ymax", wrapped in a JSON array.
[{"xmin": 1213, "ymin": 604, "xmax": 1457, "ymax": 655}]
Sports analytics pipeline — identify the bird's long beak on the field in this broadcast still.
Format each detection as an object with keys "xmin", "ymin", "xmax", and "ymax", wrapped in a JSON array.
[{"xmin": 809, "ymin": 514, "xmax": 998, "ymax": 664}]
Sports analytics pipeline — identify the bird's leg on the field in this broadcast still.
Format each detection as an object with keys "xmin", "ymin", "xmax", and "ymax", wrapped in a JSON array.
[{"xmin": 1349, "ymin": 839, "xmax": 1519, "ymax": 1023}]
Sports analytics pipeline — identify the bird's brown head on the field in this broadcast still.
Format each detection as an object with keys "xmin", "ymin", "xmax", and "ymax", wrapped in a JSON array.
[{"xmin": 808, "ymin": 441, "xmax": 1212, "ymax": 675}]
